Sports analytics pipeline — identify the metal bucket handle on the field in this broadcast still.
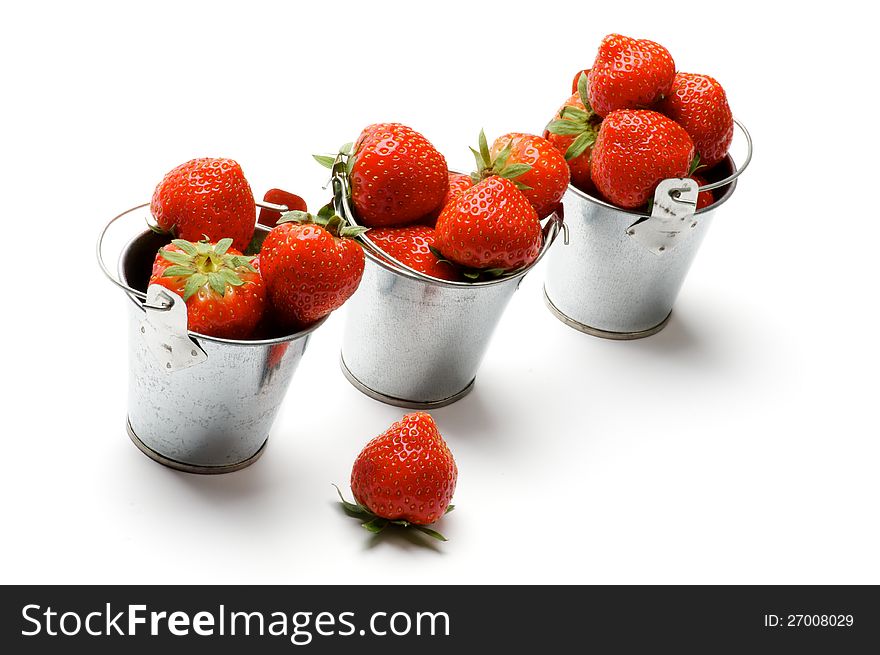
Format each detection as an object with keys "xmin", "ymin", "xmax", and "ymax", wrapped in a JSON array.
[
  {"xmin": 96, "ymin": 200, "xmax": 328, "ymax": 373},
  {"xmin": 330, "ymin": 157, "xmax": 564, "ymax": 288},
  {"xmin": 626, "ymin": 118, "xmax": 752, "ymax": 255},
  {"xmin": 695, "ymin": 118, "xmax": 752, "ymax": 194},
  {"xmin": 96, "ymin": 200, "xmax": 291, "ymax": 309}
]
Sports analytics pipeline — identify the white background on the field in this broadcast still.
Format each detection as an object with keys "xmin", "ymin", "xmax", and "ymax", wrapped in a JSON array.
[{"xmin": 2, "ymin": 1, "xmax": 878, "ymax": 584}]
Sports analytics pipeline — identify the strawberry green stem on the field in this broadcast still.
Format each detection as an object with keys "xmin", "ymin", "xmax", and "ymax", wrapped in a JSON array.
[
  {"xmin": 332, "ymin": 484, "xmax": 451, "ymax": 542},
  {"xmin": 277, "ymin": 203, "xmax": 368, "ymax": 239},
  {"xmin": 469, "ymin": 129, "xmax": 533, "ymax": 191},
  {"xmin": 158, "ymin": 238, "xmax": 256, "ymax": 301}
]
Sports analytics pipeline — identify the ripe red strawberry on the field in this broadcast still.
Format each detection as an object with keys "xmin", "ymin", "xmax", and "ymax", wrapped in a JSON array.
[
  {"xmin": 588, "ymin": 34, "xmax": 675, "ymax": 117},
  {"xmin": 544, "ymin": 72, "xmax": 602, "ymax": 193},
  {"xmin": 336, "ymin": 412, "xmax": 457, "ymax": 540},
  {"xmin": 423, "ymin": 172, "xmax": 473, "ymax": 226},
  {"xmin": 484, "ymin": 132, "xmax": 569, "ymax": 219},
  {"xmin": 148, "ymin": 238, "xmax": 266, "ymax": 339},
  {"xmin": 150, "ymin": 158, "xmax": 256, "ymax": 251},
  {"xmin": 590, "ymin": 109, "xmax": 695, "ymax": 209},
  {"xmin": 259, "ymin": 206, "xmax": 366, "ymax": 327},
  {"xmin": 257, "ymin": 189, "xmax": 308, "ymax": 228},
  {"xmin": 348, "ymin": 123, "xmax": 449, "ymax": 227},
  {"xmin": 434, "ymin": 176, "xmax": 542, "ymax": 272},
  {"xmin": 368, "ymin": 225, "xmax": 461, "ymax": 281},
  {"xmin": 445, "ymin": 172, "xmax": 474, "ymax": 206},
  {"xmin": 657, "ymin": 73, "xmax": 734, "ymax": 168},
  {"xmin": 689, "ymin": 174, "xmax": 715, "ymax": 210}
]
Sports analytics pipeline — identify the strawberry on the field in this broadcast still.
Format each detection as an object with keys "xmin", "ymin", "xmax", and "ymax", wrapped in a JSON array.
[
  {"xmin": 544, "ymin": 72, "xmax": 602, "ymax": 193},
  {"xmin": 257, "ymin": 189, "xmax": 308, "ymax": 228},
  {"xmin": 478, "ymin": 131, "xmax": 569, "ymax": 220},
  {"xmin": 434, "ymin": 176, "xmax": 542, "ymax": 272},
  {"xmin": 346, "ymin": 123, "xmax": 449, "ymax": 227},
  {"xmin": 445, "ymin": 172, "xmax": 474, "ymax": 206},
  {"xmin": 657, "ymin": 73, "xmax": 734, "ymax": 168},
  {"xmin": 590, "ymin": 109, "xmax": 695, "ymax": 209},
  {"xmin": 689, "ymin": 174, "xmax": 715, "ymax": 210},
  {"xmin": 423, "ymin": 172, "xmax": 473, "ymax": 227},
  {"xmin": 368, "ymin": 225, "xmax": 461, "ymax": 281},
  {"xmin": 336, "ymin": 412, "xmax": 457, "ymax": 540},
  {"xmin": 587, "ymin": 34, "xmax": 675, "ymax": 117},
  {"xmin": 148, "ymin": 238, "xmax": 266, "ymax": 339},
  {"xmin": 150, "ymin": 158, "xmax": 256, "ymax": 251},
  {"xmin": 259, "ymin": 205, "xmax": 366, "ymax": 327}
]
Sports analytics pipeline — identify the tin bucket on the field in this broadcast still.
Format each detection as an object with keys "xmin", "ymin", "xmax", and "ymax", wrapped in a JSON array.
[
  {"xmin": 97, "ymin": 203, "xmax": 326, "ymax": 474},
  {"xmin": 544, "ymin": 119, "xmax": 752, "ymax": 339},
  {"xmin": 331, "ymin": 167, "xmax": 564, "ymax": 408}
]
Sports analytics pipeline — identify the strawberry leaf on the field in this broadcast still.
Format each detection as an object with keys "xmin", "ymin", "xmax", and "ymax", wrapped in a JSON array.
[
  {"xmin": 560, "ymin": 106, "xmax": 590, "ymax": 122},
  {"xmin": 313, "ymin": 154, "xmax": 335, "ymax": 169},
  {"xmin": 183, "ymin": 273, "xmax": 207, "ymax": 301},
  {"xmin": 493, "ymin": 139, "xmax": 514, "ymax": 170},
  {"xmin": 171, "ymin": 239, "xmax": 198, "ymax": 256},
  {"xmin": 317, "ymin": 202, "xmax": 335, "ymax": 222},
  {"xmin": 218, "ymin": 269, "xmax": 244, "ymax": 287},
  {"xmin": 244, "ymin": 231, "xmax": 268, "ymax": 256},
  {"xmin": 207, "ymin": 272, "xmax": 226, "ymax": 296},
  {"xmin": 478, "ymin": 129, "xmax": 491, "ymax": 168},
  {"xmin": 362, "ymin": 518, "xmax": 389, "ymax": 534},
  {"xmin": 469, "ymin": 146, "xmax": 485, "ymax": 173},
  {"xmin": 413, "ymin": 525, "xmax": 448, "ymax": 542},
  {"xmin": 333, "ymin": 484, "xmax": 452, "ymax": 542},
  {"xmin": 577, "ymin": 71, "xmax": 592, "ymax": 112},
  {"xmin": 161, "ymin": 265, "xmax": 194, "ymax": 278},
  {"xmin": 159, "ymin": 248, "xmax": 194, "ymax": 266},
  {"xmin": 333, "ymin": 484, "xmax": 369, "ymax": 516},
  {"xmin": 565, "ymin": 131, "xmax": 596, "ymax": 161},
  {"xmin": 278, "ymin": 210, "xmax": 312, "ymax": 225},
  {"xmin": 214, "ymin": 238, "xmax": 233, "ymax": 256},
  {"xmin": 499, "ymin": 163, "xmax": 531, "ymax": 179},
  {"xmin": 148, "ymin": 221, "xmax": 169, "ymax": 236},
  {"xmin": 341, "ymin": 225, "xmax": 369, "ymax": 238},
  {"xmin": 546, "ymin": 120, "xmax": 586, "ymax": 136},
  {"xmin": 688, "ymin": 153, "xmax": 702, "ymax": 176}
]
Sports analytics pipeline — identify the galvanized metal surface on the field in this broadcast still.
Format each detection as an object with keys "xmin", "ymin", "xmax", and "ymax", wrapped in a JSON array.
[
  {"xmin": 100, "ymin": 208, "xmax": 325, "ymax": 474},
  {"xmin": 140, "ymin": 285, "xmax": 207, "ymax": 373},
  {"xmin": 126, "ymin": 419, "xmax": 268, "ymax": 474},
  {"xmin": 628, "ymin": 178, "xmax": 699, "ymax": 255},
  {"xmin": 335, "ymin": 165, "xmax": 564, "ymax": 407},
  {"xmin": 126, "ymin": 297, "xmax": 314, "ymax": 471},
  {"xmin": 544, "ymin": 156, "xmax": 739, "ymax": 339},
  {"xmin": 340, "ymin": 262, "xmax": 531, "ymax": 407},
  {"xmin": 543, "ymin": 119, "xmax": 752, "ymax": 339}
]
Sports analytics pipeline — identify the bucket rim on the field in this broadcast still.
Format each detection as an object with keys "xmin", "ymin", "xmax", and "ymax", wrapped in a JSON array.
[
  {"xmin": 333, "ymin": 167, "xmax": 563, "ymax": 289},
  {"xmin": 565, "ymin": 153, "xmax": 739, "ymax": 217},
  {"xmin": 356, "ymin": 212, "xmax": 561, "ymax": 289},
  {"xmin": 123, "ymin": 288, "xmax": 328, "ymax": 346},
  {"xmin": 103, "ymin": 203, "xmax": 329, "ymax": 347}
]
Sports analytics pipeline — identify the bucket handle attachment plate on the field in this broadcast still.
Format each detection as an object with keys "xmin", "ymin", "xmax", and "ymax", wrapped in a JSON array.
[
  {"xmin": 140, "ymin": 285, "xmax": 208, "ymax": 373},
  {"xmin": 627, "ymin": 117, "xmax": 753, "ymax": 255},
  {"xmin": 627, "ymin": 178, "xmax": 699, "ymax": 255},
  {"xmin": 96, "ymin": 200, "xmax": 297, "ymax": 370}
]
